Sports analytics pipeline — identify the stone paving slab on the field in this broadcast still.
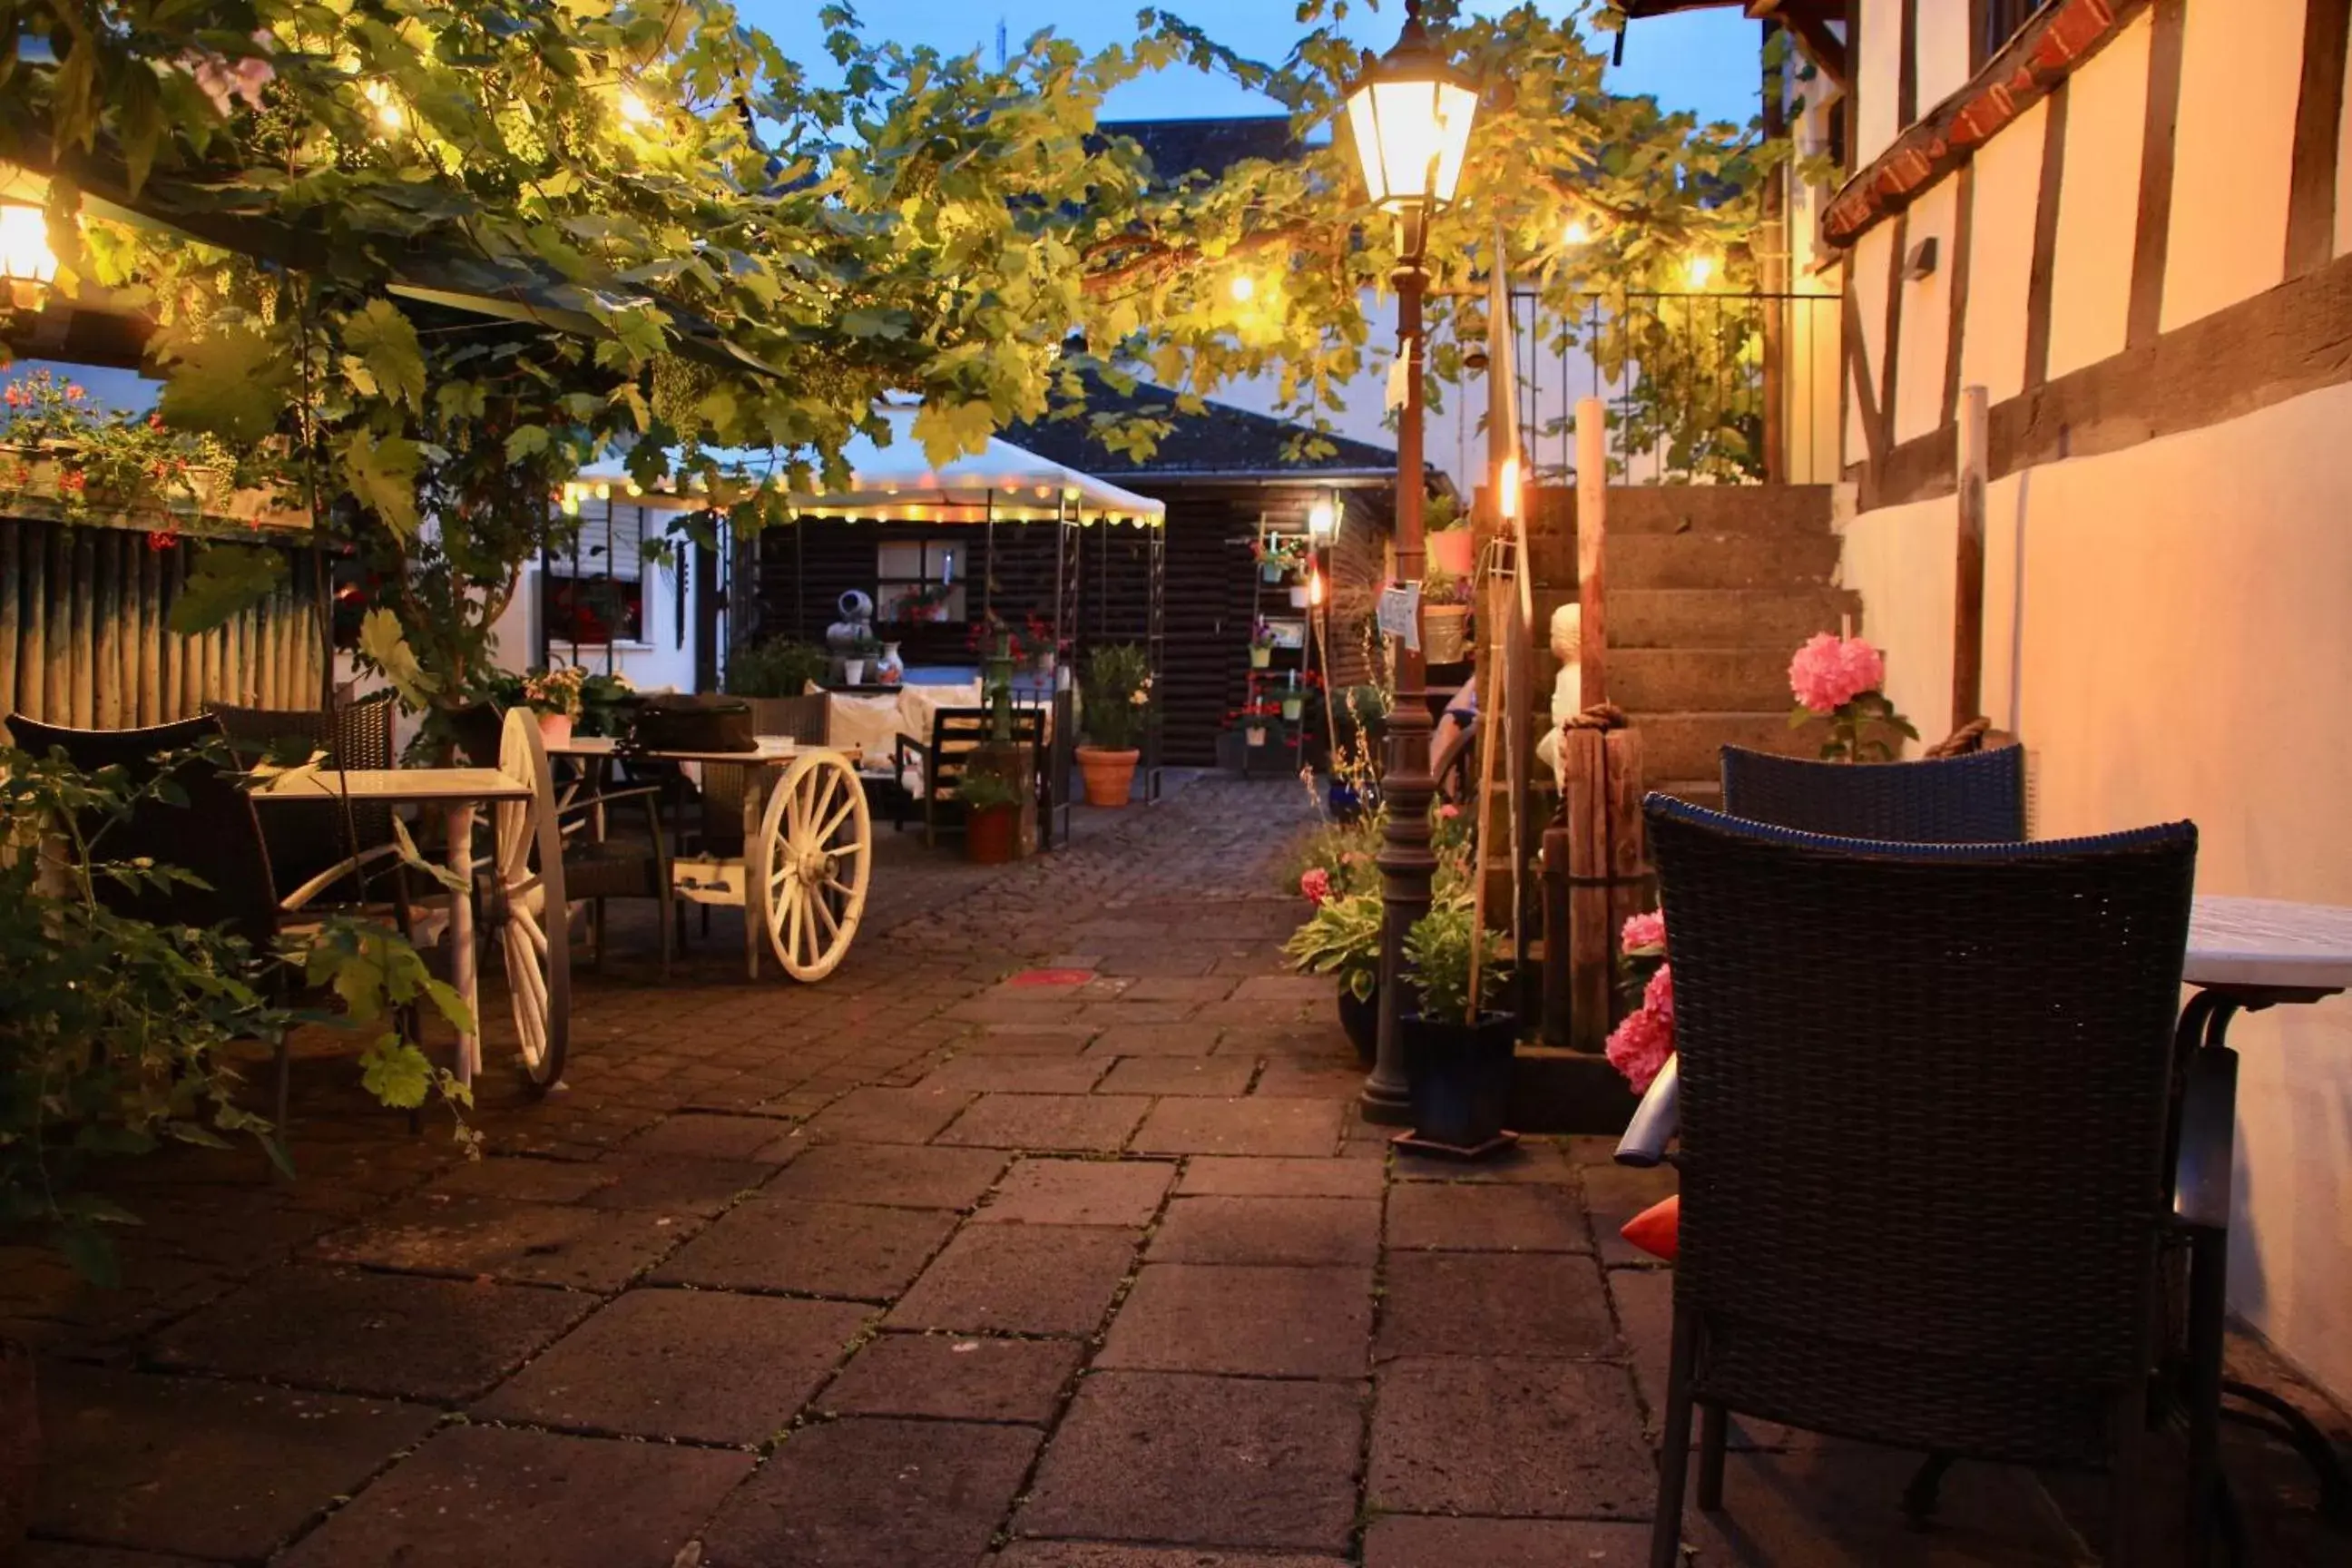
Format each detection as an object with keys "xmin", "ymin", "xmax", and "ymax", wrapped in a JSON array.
[
  {"xmin": 148, "ymin": 1265, "xmax": 597, "ymax": 1403},
  {"xmin": 423, "ymin": 1156, "xmax": 620, "ymax": 1205},
  {"xmin": 1384, "ymin": 1181, "xmax": 1593, "ymax": 1254},
  {"xmin": 651, "ymin": 1196, "xmax": 956, "ymax": 1299},
  {"xmin": 622, "ymin": 1112, "xmax": 801, "ymax": 1161},
  {"xmin": 1131, "ymin": 1098, "xmax": 1346, "ymax": 1157},
  {"xmin": 19, "ymin": 1547, "xmax": 226, "ymax": 1568},
  {"xmin": 579, "ymin": 1154, "xmax": 771, "ymax": 1218},
  {"xmin": 1017, "ymin": 1370, "xmax": 1364, "ymax": 1552},
  {"xmin": 474, "ymin": 1289, "xmax": 870, "ymax": 1444},
  {"xmin": 821, "ymin": 1330, "xmax": 1083, "ymax": 1424},
  {"xmin": 277, "ymin": 1423, "xmax": 754, "ymax": 1568},
  {"xmin": 310, "ymin": 1193, "xmax": 691, "ymax": 1291},
  {"xmin": 1096, "ymin": 1056, "xmax": 1260, "ymax": 1096},
  {"xmin": 953, "ymin": 1028, "xmax": 1102, "ymax": 1055},
  {"xmin": 936, "ymin": 1093, "xmax": 1154, "ymax": 1152},
  {"xmin": 1177, "ymin": 1156, "xmax": 1387, "ymax": 1200},
  {"xmin": 800, "ymin": 1084, "xmax": 976, "ymax": 1145},
  {"xmin": 1099, "ymin": 1264, "xmax": 1373, "ymax": 1379},
  {"xmin": 698, "ymin": 1416, "xmax": 1041, "ymax": 1568},
  {"xmin": 1377, "ymin": 1250, "xmax": 1621, "ymax": 1358},
  {"xmin": 1608, "ymin": 1265, "xmax": 1811, "ymax": 1452},
  {"xmin": 992, "ymin": 1548, "xmax": 1349, "ymax": 1568},
  {"xmin": 889, "ymin": 1223, "xmax": 1139, "ymax": 1335},
  {"xmin": 762, "ymin": 1142, "xmax": 1009, "ymax": 1209},
  {"xmin": 974, "ymin": 1157, "xmax": 1177, "ymax": 1228},
  {"xmin": 921, "ymin": 1054, "xmax": 1112, "ymax": 1093},
  {"xmin": 1148, "ymin": 1196, "xmax": 1380, "ymax": 1268},
  {"xmin": 1363, "ymin": 1515, "xmax": 1655, "ymax": 1566},
  {"xmin": 1392, "ymin": 1138, "xmax": 1578, "ymax": 1184},
  {"xmin": 1368, "ymin": 1356, "xmax": 1654, "ymax": 1519},
  {"xmin": 33, "ymin": 1364, "xmax": 440, "ymax": 1562},
  {"xmin": 1085, "ymin": 1022, "xmax": 1221, "ymax": 1057}
]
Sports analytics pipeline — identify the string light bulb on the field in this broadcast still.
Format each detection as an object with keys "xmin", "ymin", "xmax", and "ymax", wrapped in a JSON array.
[
  {"xmin": 1562, "ymin": 216, "xmax": 1592, "ymax": 247},
  {"xmin": 1228, "ymin": 272, "xmax": 1256, "ymax": 304},
  {"xmin": 617, "ymin": 90, "xmax": 654, "ymax": 129},
  {"xmin": 363, "ymin": 80, "xmax": 402, "ymax": 133},
  {"xmin": 1686, "ymin": 251, "xmax": 1716, "ymax": 289}
]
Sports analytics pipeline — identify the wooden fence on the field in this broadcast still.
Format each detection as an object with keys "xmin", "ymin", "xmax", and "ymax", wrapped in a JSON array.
[{"xmin": 0, "ymin": 517, "xmax": 326, "ymax": 730}]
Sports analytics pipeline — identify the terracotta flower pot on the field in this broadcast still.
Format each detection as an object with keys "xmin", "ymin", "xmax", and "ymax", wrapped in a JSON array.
[
  {"xmin": 965, "ymin": 803, "xmax": 1019, "ymax": 864},
  {"xmin": 1075, "ymin": 745, "xmax": 1140, "ymax": 808},
  {"xmin": 1426, "ymin": 528, "xmax": 1475, "ymax": 578},
  {"xmin": 535, "ymin": 710, "xmax": 573, "ymax": 748}
]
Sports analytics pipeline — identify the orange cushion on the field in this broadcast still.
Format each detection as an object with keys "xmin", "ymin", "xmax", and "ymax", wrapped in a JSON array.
[{"xmin": 1621, "ymin": 1194, "xmax": 1680, "ymax": 1262}]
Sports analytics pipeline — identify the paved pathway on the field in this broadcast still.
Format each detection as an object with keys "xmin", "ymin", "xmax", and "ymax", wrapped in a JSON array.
[{"xmin": 5, "ymin": 777, "xmax": 2347, "ymax": 1566}]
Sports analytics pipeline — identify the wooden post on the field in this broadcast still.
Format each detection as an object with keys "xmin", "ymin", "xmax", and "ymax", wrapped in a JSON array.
[
  {"xmin": 1464, "ymin": 557, "xmax": 1509, "ymax": 1021},
  {"xmin": 0, "ymin": 521, "xmax": 17, "ymax": 720},
  {"xmin": 137, "ymin": 543, "xmax": 161, "ymax": 726},
  {"xmin": 1952, "ymin": 384, "xmax": 1990, "ymax": 730},
  {"xmin": 94, "ymin": 532, "xmax": 121, "ymax": 729},
  {"xmin": 1574, "ymin": 397, "xmax": 1608, "ymax": 709},
  {"xmin": 1562, "ymin": 728, "xmax": 1612, "ymax": 1054},
  {"xmin": 21, "ymin": 525, "xmax": 46, "ymax": 722}
]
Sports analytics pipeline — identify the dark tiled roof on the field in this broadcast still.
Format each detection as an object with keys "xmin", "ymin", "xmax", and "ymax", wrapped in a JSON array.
[
  {"xmin": 1099, "ymin": 115, "xmax": 1303, "ymax": 186},
  {"xmin": 1003, "ymin": 375, "xmax": 1396, "ymax": 478}
]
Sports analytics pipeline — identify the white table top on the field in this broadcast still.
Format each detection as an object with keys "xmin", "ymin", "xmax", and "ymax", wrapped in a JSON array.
[
  {"xmin": 251, "ymin": 767, "xmax": 534, "ymax": 804},
  {"xmin": 2185, "ymin": 895, "xmax": 2352, "ymax": 991}
]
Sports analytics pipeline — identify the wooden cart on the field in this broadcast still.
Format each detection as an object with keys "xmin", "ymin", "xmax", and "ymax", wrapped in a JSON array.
[{"xmin": 550, "ymin": 736, "xmax": 872, "ymax": 982}]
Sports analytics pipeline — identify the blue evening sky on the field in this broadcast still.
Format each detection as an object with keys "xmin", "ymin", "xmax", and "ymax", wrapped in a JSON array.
[{"xmin": 741, "ymin": 3, "xmax": 1764, "ymax": 128}]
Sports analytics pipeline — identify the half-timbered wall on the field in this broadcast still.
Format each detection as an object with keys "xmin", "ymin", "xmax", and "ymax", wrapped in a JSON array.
[{"xmin": 1823, "ymin": 0, "xmax": 2352, "ymax": 1402}]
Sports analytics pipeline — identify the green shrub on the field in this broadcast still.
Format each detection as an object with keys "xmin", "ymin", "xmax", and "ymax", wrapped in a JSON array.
[{"xmin": 725, "ymin": 637, "xmax": 829, "ymax": 698}]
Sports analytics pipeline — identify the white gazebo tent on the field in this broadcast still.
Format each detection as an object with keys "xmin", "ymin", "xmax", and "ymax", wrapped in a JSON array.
[{"xmin": 566, "ymin": 407, "xmax": 1170, "ymax": 811}]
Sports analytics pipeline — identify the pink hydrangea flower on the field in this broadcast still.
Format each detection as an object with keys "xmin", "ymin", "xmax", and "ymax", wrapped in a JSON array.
[
  {"xmin": 1620, "ymin": 911, "xmax": 1666, "ymax": 954},
  {"xmin": 1299, "ymin": 867, "xmax": 1332, "ymax": 907},
  {"xmin": 1606, "ymin": 998, "xmax": 1675, "ymax": 1093},
  {"xmin": 1643, "ymin": 962, "xmax": 1675, "ymax": 1024},
  {"xmin": 1788, "ymin": 632, "xmax": 1886, "ymax": 713}
]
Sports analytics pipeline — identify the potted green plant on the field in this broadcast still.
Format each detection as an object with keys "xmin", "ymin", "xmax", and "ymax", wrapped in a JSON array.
[
  {"xmin": 956, "ymin": 768, "xmax": 1024, "ymax": 864},
  {"xmin": 724, "ymin": 637, "xmax": 829, "ymax": 699},
  {"xmin": 1076, "ymin": 643, "xmax": 1152, "ymax": 808},
  {"xmin": 519, "ymin": 664, "xmax": 586, "ymax": 747},
  {"xmin": 1425, "ymin": 491, "xmax": 1475, "ymax": 577},
  {"xmin": 1400, "ymin": 902, "xmax": 1518, "ymax": 1155},
  {"xmin": 1283, "ymin": 889, "xmax": 1384, "ymax": 1064},
  {"xmin": 843, "ymin": 630, "xmax": 880, "ymax": 687},
  {"xmin": 1420, "ymin": 565, "xmax": 1475, "ymax": 663}
]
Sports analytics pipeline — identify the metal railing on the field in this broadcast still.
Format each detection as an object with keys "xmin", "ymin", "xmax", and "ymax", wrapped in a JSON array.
[{"xmin": 1509, "ymin": 289, "xmax": 1843, "ymax": 486}]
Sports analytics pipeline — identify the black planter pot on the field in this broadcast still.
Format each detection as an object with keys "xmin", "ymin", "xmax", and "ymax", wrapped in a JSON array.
[
  {"xmin": 1401, "ymin": 1010, "xmax": 1520, "ymax": 1154},
  {"xmin": 1337, "ymin": 983, "xmax": 1378, "ymax": 1065}
]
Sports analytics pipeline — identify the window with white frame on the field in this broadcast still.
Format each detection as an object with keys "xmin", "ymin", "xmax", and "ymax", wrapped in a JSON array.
[
  {"xmin": 876, "ymin": 537, "xmax": 969, "ymax": 625},
  {"xmin": 545, "ymin": 501, "xmax": 648, "ymax": 646}
]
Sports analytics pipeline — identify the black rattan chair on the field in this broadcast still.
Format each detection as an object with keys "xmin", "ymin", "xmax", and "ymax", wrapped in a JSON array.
[
  {"xmin": 1638, "ymin": 798, "xmax": 2196, "ymax": 1568},
  {"xmin": 211, "ymin": 693, "xmax": 403, "ymax": 906},
  {"xmin": 696, "ymin": 695, "xmax": 830, "ymax": 858},
  {"xmin": 893, "ymin": 705, "xmax": 1045, "ymax": 847},
  {"xmin": 1719, "ymin": 742, "xmax": 2027, "ymax": 843}
]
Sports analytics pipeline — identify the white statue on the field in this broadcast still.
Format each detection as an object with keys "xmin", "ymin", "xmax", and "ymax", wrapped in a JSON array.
[{"xmin": 1535, "ymin": 602, "xmax": 1583, "ymax": 783}]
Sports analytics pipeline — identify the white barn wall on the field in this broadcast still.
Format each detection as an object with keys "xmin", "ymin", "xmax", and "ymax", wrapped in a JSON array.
[
  {"xmin": 1957, "ymin": 96, "xmax": 2045, "ymax": 406},
  {"xmin": 1891, "ymin": 179, "xmax": 1957, "ymax": 445},
  {"xmin": 2046, "ymin": 9, "xmax": 2151, "ymax": 380},
  {"xmin": 1843, "ymin": 382, "xmax": 2352, "ymax": 1402},
  {"xmin": 2161, "ymin": 0, "xmax": 2303, "ymax": 332},
  {"xmin": 1913, "ymin": 0, "xmax": 1974, "ymax": 113},
  {"xmin": 1847, "ymin": 222, "xmax": 1896, "ymax": 457},
  {"xmin": 1854, "ymin": 0, "xmax": 1906, "ymax": 168}
]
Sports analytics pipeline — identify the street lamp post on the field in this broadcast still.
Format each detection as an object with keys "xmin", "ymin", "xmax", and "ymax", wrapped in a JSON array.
[{"xmin": 1338, "ymin": 0, "xmax": 1478, "ymax": 1123}]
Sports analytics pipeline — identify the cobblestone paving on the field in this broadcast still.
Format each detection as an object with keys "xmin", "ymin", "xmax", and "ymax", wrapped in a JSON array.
[{"xmin": 5, "ymin": 777, "xmax": 2348, "ymax": 1567}]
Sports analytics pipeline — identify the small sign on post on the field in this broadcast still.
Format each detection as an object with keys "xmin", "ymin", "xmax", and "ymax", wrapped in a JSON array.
[{"xmin": 1376, "ymin": 582, "xmax": 1422, "ymax": 652}]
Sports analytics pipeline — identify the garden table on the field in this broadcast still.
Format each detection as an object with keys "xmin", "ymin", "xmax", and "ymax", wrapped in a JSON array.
[
  {"xmin": 251, "ymin": 708, "xmax": 569, "ymax": 1093},
  {"xmin": 2174, "ymin": 896, "xmax": 2352, "ymax": 1553},
  {"xmin": 548, "ymin": 734, "xmax": 870, "ymax": 983}
]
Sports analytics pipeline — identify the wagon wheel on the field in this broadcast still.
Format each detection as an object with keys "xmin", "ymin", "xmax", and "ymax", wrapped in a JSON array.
[
  {"xmin": 758, "ymin": 750, "xmax": 871, "ymax": 982},
  {"xmin": 490, "ymin": 710, "xmax": 572, "ymax": 1090}
]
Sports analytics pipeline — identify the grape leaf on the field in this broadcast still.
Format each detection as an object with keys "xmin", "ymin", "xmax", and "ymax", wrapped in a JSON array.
[
  {"xmin": 167, "ymin": 544, "xmax": 285, "ymax": 634},
  {"xmin": 357, "ymin": 606, "xmax": 437, "ymax": 707},
  {"xmin": 342, "ymin": 299, "xmax": 426, "ymax": 411},
  {"xmin": 340, "ymin": 428, "xmax": 422, "ymax": 538},
  {"xmin": 158, "ymin": 325, "xmax": 290, "ymax": 446}
]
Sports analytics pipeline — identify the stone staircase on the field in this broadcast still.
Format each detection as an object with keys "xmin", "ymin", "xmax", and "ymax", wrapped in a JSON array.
[{"xmin": 1518, "ymin": 485, "xmax": 1857, "ymax": 808}]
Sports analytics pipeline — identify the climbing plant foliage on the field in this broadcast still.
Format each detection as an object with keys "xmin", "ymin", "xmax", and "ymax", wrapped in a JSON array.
[{"xmin": 0, "ymin": 0, "xmax": 1789, "ymax": 700}]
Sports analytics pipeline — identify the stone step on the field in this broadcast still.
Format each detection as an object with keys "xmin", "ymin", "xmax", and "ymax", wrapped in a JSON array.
[
  {"xmin": 1607, "ymin": 587, "xmax": 1862, "ymax": 650},
  {"xmin": 1630, "ymin": 710, "xmax": 1820, "ymax": 783},
  {"xmin": 1611, "ymin": 648, "xmax": 1793, "ymax": 712},
  {"xmin": 1608, "ymin": 532, "xmax": 1841, "ymax": 592},
  {"xmin": 1524, "ymin": 485, "xmax": 1838, "ymax": 538}
]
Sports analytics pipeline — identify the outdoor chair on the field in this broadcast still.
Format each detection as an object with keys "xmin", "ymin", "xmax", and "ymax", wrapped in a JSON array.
[
  {"xmin": 893, "ymin": 705, "xmax": 1045, "ymax": 847},
  {"xmin": 211, "ymin": 693, "xmax": 404, "ymax": 909},
  {"xmin": 1719, "ymin": 742, "xmax": 2027, "ymax": 843},
  {"xmin": 693, "ymin": 694, "xmax": 830, "ymax": 858},
  {"xmin": 5, "ymin": 713, "xmax": 421, "ymax": 1135},
  {"xmin": 1630, "ymin": 797, "xmax": 2197, "ymax": 1568}
]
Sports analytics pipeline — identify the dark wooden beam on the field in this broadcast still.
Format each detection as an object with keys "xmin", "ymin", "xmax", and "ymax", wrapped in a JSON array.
[
  {"xmin": 1843, "ymin": 283, "xmax": 1887, "ymax": 470},
  {"xmin": 1941, "ymin": 162, "xmax": 1975, "ymax": 429},
  {"xmin": 1878, "ymin": 211, "xmax": 1908, "ymax": 456},
  {"xmin": 2286, "ymin": 0, "xmax": 2352, "ymax": 278},
  {"xmin": 2021, "ymin": 81, "xmax": 2069, "ymax": 392},
  {"xmin": 1856, "ymin": 246, "xmax": 2352, "ymax": 511},
  {"xmin": 2128, "ymin": 0, "xmax": 2189, "ymax": 348},
  {"xmin": 1897, "ymin": 0, "xmax": 1920, "ymax": 127}
]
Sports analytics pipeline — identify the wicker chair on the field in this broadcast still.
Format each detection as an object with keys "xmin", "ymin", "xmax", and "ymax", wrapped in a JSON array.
[
  {"xmin": 695, "ymin": 695, "xmax": 830, "ymax": 858},
  {"xmin": 211, "ymin": 693, "xmax": 403, "ymax": 906},
  {"xmin": 1637, "ymin": 798, "xmax": 2197, "ymax": 1568},
  {"xmin": 1719, "ymin": 742, "xmax": 2027, "ymax": 843},
  {"xmin": 893, "ymin": 705, "xmax": 1046, "ymax": 847}
]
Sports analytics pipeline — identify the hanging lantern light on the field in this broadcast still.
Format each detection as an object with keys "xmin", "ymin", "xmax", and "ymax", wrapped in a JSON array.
[
  {"xmin": 1306, "ymin": 495, "xmax": 1338, "ymax": 543},
  {"xmin": 1308, "ymin": 565, "xmax": 1326, "ymax": 608},
  {"xmin": 1342, "ymin": 0, "xmax": 1479, "ymax": 253},
  {"xmin": 0, "ymin": 203, "xmax": 59, "ymax": 309}
]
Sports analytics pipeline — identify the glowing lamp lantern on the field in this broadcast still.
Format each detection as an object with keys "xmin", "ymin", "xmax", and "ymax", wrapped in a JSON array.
[
  {"xmin": 1499, "ymin": 455, "xmax": 1522, "ymax": 522},
  {"xmin": 1308, "ymin": 566, "xmax": 1326, "ymax": 608},
  {"xmin": 0, "ymin": 203, "xmax": 59, "ymax": 309},
  {"xmin": 1306, "ymin": 495, "xmax": 1338, "ymax": 543},
  {"xmin": 1343, "ymin": 1, "xmax": 1479, "ymax": 242}
]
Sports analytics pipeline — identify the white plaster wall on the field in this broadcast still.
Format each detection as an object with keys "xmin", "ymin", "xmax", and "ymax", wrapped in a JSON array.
[
  {"xmin": 1958, "ymin": 96, "xmax": 2046, "ymax": 407},
  {"xmin": 492, "ymin": 556, "xmax": 701, "ymax": 693},
  {"xmin": 1847, "ymin": 222, "xmax": 1895, "ymax": 457},
  {"xmin": 1855, "ymin": 0, "xmax": 1907, "ymax": 166},
  {"xmin": 2047, "ymin": 10, "xmax": 2151, "ymax": 379},
  {"xmin": 1892, "ymin": 179, "xmax": 1957, "ymax": 445},
  {"xmin": 1842, "ymin": 381, "xmax": 2352, "ymax": 1403},
  {"xmin": 1914, "ymin": 0, "xmax": 1975, "ymax": 115},
  {"xmin": 2162, "ymin": 0, "xmax": 2302, "ymax": 332}
]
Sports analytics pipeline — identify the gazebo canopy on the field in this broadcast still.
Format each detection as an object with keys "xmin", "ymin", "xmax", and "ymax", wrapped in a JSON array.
[{"xmin": 574, "ymin": 407, "xmax": 1166, "ymax": 527}]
